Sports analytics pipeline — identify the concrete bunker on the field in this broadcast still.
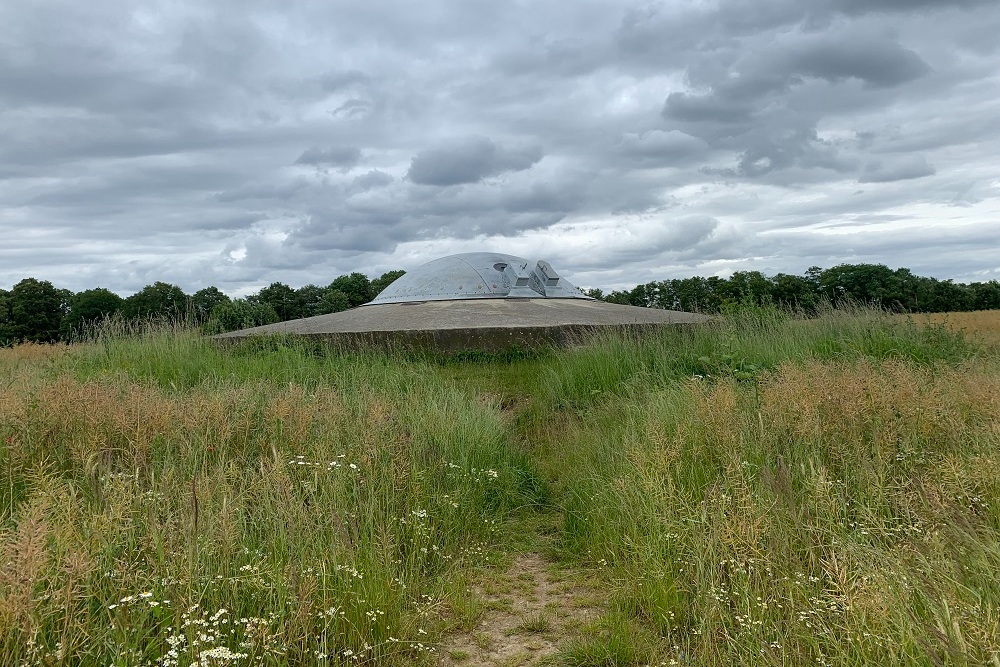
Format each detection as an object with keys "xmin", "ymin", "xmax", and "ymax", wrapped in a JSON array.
[{"xmin": 213, "ymin": 252, "xmax": 709, "ymax": 352}]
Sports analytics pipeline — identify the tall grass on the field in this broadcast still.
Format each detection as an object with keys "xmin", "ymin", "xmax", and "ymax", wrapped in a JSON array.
[
  {"xmin": 539, "ymin": 306, "xmax": 975, "ymax": 413},
  {"xmin": 2, "ymin": 306, "xmax": 998, "ymax": 666},
  {"xmin": 0, "ymin": 333, "xmax": 542, "ymax": 665},
  {"xmin": 541, "ymin": 308, "xmax": 1000, "ymax": 665}
]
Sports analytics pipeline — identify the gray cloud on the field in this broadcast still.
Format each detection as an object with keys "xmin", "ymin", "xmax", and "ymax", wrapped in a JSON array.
[
  {"xmin": 662, "ymin": 94, "xmax": 755, "ymax": 124},
  {"xmin": 295, "ymin": 146, "xmax": 363, "ymax": 170},
  {"xmin": 780, "ymin": 33, "xmax": 930, "ymax": 88},
  {"xmin": 833, "ymin": 0, "xmax": 992, "ymax": 16},
  {"xmin": 0, "ymin": 0, "xmax": 998, "ymax": 294},
  {"xmin": 317, "ymin": 70, "xmax": 371, "ymax": 92},
  {"xmin": 618, "ymin": 130, "xmax": 708, "ymax": 159},
  {"xmin": 351, "ymin": 170, "xmax": 394, "ymax": 192},
  {"xmin": 859, "ymin": 156, "xmax": 936, "ymax": 183},
  {"xmin": 406, "ymin": 137, "xmax": 544, "ymax": 186}
]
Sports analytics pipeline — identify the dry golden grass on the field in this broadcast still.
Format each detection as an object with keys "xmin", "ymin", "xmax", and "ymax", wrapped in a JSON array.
[
  {"xmin": 904, "ymin": 309, "xmax": 1000, "ymax": 345},
  {"xmin": 0, "ymin": 341, "xmax": 66, "ymax": 364}
]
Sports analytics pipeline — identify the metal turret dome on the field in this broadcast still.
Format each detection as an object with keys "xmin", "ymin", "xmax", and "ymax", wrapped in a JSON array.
[{"xmin": 368, "ymin": 252, "xmax": 590, "ymax": 304}]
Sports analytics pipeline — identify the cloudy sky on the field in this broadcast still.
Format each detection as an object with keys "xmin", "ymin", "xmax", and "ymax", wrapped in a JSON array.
[{"xmin": 2, "ymin": 0, "xmax": 998, "ymax": 296}]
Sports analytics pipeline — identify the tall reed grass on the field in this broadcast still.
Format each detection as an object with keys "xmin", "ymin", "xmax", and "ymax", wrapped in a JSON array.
[{"xmin": 0, "ymin": 332, "xmax": 542, "ymax": 665}]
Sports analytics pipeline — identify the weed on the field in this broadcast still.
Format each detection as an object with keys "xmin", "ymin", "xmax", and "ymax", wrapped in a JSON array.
[{"xmin": 514, "ymin": 613, "xmax": 553, "ymax": 635}]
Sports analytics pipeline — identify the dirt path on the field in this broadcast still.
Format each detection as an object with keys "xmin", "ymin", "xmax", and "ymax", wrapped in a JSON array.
[{"xmin": 437, "ymin": 552, "xmax": 606, "ymax": 666}]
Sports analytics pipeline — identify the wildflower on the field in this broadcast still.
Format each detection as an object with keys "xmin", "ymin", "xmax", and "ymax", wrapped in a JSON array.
[{"xmin": 196, "ymin": 647, "xmax": 248, "ymax": 664}]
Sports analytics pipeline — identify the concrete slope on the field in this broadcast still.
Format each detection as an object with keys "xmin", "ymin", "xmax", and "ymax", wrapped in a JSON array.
[{"xmin": 213, "ymin": 299, "xmax": 709, "ymax": 351}]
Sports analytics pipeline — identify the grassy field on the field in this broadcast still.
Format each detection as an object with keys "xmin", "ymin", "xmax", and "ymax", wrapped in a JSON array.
[
  {"xmin": 2, "ymin": 308, "xmax": 999, "ymax": 666},
  {"xmin": 903, "ymin": 310, "xmax": 1000, "ymax": 346}
]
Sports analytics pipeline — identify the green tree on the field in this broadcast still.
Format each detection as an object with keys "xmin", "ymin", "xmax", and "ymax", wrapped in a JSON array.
[
  {"xmin": 203, "ymin": 299, "xmax": 279, "ymax": 335},
  {"xmin": 915, "ymin": 278, "xmax": 974, "ymax": 313},
  {"xmin": 123, "ymin": 282, "xmax": 188, "ymax": 319},
  {"xmin": 672, "ymin": 277, "xmax": 723, "ymax": 313},
  {"xmin": 613, "ymin": 282, "xmax": 656, "ymax": 307},
  {"xmin": 584, "ymin": 264, "xmax": 997, "ymax": 316},
  {"xmin": 190, "ymin": 287, "xmax": 230, "ymax": 322},
  {"xmin": 0, "ymin": 288, "xmax": 12, "ymax": 345},
  {"xmin": 319, "ymin": 289, "xmax": 352, "ymax": 314},
  {"xmin": 5, "ymin": 278, "xmax": 66, "ymax": 343},
  {"xmin": 371, "ymin": 270, "xmax": 406, "ymax": 298},
  {"xmin": 817, "ymin": 264, "xmax": 905, "ymax": 309},
  {"xmin": 971, "ymin": 281, "xmax": 1000, "ymax": 311},
  {"xmin": 604, "ymin": 289, "xmax": 633, "ymax": 305},
  {"xmin": 328, "ymin": 273, "xmax": 373, "ymax": 308},
  {"xmin": 63, "ymin": 288, "xmax": 124, "ymax": 337},
  {"xmin": 770, "ymin": 273, "xmax": 818, "ymax": 312},
  {"xmin": 252, "ymin": 282, "xmax": 299, "ymax": 321},
  {"xmin": 719, "ymin": 271, "xmax": 771, "ymax": 307},
  {"xmin": 295, "ymin": 284, "xmax": 328, "ymax": 318},
  {"xmin": 644, "ymin": 281, "xmax": 677, "ymax": 310}
]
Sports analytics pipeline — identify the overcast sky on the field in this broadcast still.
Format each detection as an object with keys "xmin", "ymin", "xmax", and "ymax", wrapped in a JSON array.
[{"xmin": 2, "ymin": 0, "xmax": 998, "ymax": 296}]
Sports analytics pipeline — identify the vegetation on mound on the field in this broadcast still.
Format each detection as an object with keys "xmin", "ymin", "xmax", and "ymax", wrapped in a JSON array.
[{"xmin": 2, "ymin": 307, "xmax": 999, "ymax": 665}]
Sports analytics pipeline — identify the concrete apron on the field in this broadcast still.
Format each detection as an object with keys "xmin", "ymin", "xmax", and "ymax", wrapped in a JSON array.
[
  {"xmin": 211, "ymin": 299, "xmax": 711, "ymax": 353},
  {"xmin": 214, "ymin": 322, "xmax": 714, "ymax": 354}
]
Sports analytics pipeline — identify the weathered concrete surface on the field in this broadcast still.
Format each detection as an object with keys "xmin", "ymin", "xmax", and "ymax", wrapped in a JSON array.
[{"xmin": 212, "ymin": 299, "xmax": 709, "ymax": 352}]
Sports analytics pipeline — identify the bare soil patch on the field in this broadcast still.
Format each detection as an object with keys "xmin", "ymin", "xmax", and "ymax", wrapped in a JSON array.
[{"xmin": 437, "ymin": 552, "xmax": 605, "ymax": 666}]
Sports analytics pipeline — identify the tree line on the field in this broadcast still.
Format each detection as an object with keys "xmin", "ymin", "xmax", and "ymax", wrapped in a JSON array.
[
  {"xmin": 594, "ymin": 264, "xmax": 1000, "ymax": 314},
  {"xmin": 0, "ymin": 270, "xmax": 404, "ymax": 345},
  {"xmin": 2, "ymin": 263, "xmax": 999, "ymax": 345}
]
